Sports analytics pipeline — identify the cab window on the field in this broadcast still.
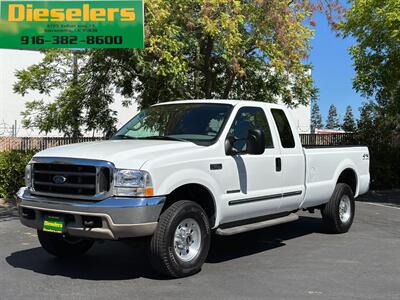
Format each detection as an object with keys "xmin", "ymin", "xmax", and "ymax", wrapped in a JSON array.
[
  {"xmin": 228, "ymin": 107, "xmax": 274, "ymax": 151},
  {"xmin": 271, "ymin": 109, "xmax": 295, "ymax": 148}
]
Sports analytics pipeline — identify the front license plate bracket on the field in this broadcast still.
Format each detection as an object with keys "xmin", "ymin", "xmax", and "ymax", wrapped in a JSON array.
[{"xmin": 43, "ymin": 215, "xmax": 65, "ymax": 234}]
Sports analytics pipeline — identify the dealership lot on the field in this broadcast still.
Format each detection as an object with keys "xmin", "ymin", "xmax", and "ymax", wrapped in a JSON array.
[{"xmin": 0, "ymin": 201, "xmax": 399, "ymax": 300}]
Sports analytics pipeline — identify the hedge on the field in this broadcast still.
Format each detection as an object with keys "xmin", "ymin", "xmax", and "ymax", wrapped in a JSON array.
[
  {"xmin": 0, "ymin": 150, "xmax": 37, "ymax": 200},
  {"xmin": 368, "ymin": 145, "xmax": 400, "ymax": 189}
]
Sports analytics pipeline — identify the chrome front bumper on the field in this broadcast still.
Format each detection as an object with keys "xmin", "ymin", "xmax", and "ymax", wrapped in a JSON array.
[{"xmin": 17, "ymin": 187, "xmax": 165, "ymax": 240}]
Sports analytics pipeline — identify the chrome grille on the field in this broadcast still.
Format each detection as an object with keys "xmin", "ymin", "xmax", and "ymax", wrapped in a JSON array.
[{"xmin": 31, "ymin": 158, "xmax": 113, "ymax": 200}]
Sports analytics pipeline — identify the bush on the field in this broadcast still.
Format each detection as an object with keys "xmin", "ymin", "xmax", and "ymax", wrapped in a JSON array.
[
  {"xmin": 368, "ymin": 145, "xmax": 400, "ymax": 189},
  {"xmin": 0, "ymin": 150, "xmax": 37, "ymax": 200},
  {"xmin": 355, "ymin": 102, "xmax": 400, "ymax": 189}
]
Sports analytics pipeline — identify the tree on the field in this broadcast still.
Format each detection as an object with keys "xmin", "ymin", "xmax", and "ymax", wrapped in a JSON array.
[
  {"xmin": 310, "ymin": 100, "xmax": 323, "ymax": 132},
  {"xmin": 341, "ymin": 0, "xmax": 400, "ymax": 119},
  {"xmin": 356, "ymin": 102, "xmax": 400, "ymax": 189},
  {"xmin": 14, "ymin": 50, "xmax": 117, "ymax": 138},
  {"xmin": 341, "ymin": 0, "xmax": 400, "ymax": 188},
  {"xmin": 15, "ymin": 0, "xmax": 344, "ymax": 137},
  {"xmin": 78, "ymin": 0, "xmax": 321, "ymax": 108},
  {"xmin": 342, "ymin": 105, "xmax": 356, "ymax": 132},
  {"xmin": 326, "ymin": 104, "xmax": 340, "ymax": 130}
]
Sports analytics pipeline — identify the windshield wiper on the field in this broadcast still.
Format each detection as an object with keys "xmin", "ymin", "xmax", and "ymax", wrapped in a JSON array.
[
  {"xmin": 142, "ymin": 136, "xmax": 190, "ymax": 142},
  {"xmin": 112, "ymin": 135, "xmax": 138, "ymax": 140},
  {"xmin": 113, "ymin": 135, "xmax": 192, "ymax": 143}
]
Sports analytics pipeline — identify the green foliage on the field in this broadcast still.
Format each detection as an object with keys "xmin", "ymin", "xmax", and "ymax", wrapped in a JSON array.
[
  {"xmin": 326, "ymin": 104, "xmax": 340, "ymax": 130},
  {"xmin": 342, "ymin": 0, "xmax": 400, "ymax": 188},
  {"xmin": 0, "ymin": 150, "xmax": 36, "ymax": 200},
  {"xmin": 14, "ymin": 50, "xmax": 117, "ymax": 138},
  {"xmin": 80, "ymin": 0, "xmax": 323, "ymax": 109},
  {"xmin": 342, "ymin": 105, "xmax": 356, "ymax": 132},
  {"xmin": 355, "ymin": 102, "xmax": 400, "ymax": 189},
  {"xmin": 341, "ymin": 0, "xmax": 400, "ymax": 117},
  {"xmin": 310, "ymin": 99, "xmax": 323, "ymax": 132}
]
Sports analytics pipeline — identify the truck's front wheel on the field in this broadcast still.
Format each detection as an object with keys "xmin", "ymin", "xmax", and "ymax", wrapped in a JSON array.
[
  {"xmin": 321, "ymin": 183, "xmax": 355, "ymax": 233},
  {"xmin": 38, "ymin": 230, "xmax": 94, "ymax": 257},
  {"xmin": 149, "ymin": 200, "xmax": 211, "ymax": 278}
]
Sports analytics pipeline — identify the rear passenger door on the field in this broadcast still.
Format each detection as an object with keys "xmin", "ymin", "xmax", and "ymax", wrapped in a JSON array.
[{"xmin": 271, "ymin": 109, "xmax": 305, "ymax": 212}]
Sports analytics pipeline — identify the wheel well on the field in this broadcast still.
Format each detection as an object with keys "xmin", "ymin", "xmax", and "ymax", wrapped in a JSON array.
[
  {"xmin": 337, "ymin": 169, "xmax": 357, "ymax": 195},
  {"xmin": 163, "ymin": 184, "xmax": 216, "ymax": 227}
]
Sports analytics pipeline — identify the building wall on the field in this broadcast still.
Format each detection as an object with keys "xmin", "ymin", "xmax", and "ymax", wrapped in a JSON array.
[
  {"xmin": 0, "ymin": 50, "xmax": 43, "ymax": 136},
  {"xmin": 0, "ymin": 49, "xmax": 310, "ymax": 136},
  {"xmin": 286, "ymin": 104, "xmax": 311, "ymax": 134}
]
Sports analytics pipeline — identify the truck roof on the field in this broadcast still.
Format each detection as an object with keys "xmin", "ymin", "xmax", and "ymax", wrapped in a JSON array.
[{"xmin": 153, "ymin": 99, "xmax": 285, "ymax": 109}]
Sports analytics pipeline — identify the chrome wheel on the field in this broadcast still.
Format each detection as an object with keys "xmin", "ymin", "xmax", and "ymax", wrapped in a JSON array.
[
  {"xmin": 174, "ymin": 218, "xmax": 201, "ymax": 262},
  {"xmin": 339, "ymin": 195, "xmax": 351, "ymax": 223}
]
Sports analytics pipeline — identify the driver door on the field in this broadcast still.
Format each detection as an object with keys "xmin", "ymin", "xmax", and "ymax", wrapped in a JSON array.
[{"xmin": 220, "ymin": 106, "xmax": 283, "ymax": 223}]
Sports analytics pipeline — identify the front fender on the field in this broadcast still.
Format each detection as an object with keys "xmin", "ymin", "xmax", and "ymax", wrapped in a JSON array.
[{"xmin": 156, "ymin": 168, "xmax": 223, "ymax": 227}]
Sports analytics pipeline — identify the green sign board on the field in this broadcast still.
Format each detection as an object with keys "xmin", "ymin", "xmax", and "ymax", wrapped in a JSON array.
[{"xmin": 0, "ymin": 0, "xmax": 144, "ymax": 49}]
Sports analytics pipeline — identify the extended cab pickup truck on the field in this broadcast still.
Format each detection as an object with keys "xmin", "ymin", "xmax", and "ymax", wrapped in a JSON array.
[{"xmin": 17, "ymin": 100, "xmax": 370, "ymax": 278}]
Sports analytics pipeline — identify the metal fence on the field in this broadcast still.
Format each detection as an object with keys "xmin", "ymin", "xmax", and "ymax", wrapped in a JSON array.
[
  {"xmin": 0, "ymin": 137, "xmax": 104, "ymax": 151},
  {"xmin": 0, "ymin": 134, "xmax": 358, "ymax": 152},
  {"xmin": 300, "ymin": 133, "xmax": 357, "ymax": 147}
]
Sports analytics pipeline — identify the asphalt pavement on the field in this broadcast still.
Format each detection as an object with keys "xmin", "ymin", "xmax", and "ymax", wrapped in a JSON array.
[{"xmin": 0, "ymin": 200, "xmax": 399, "ymax": 300}]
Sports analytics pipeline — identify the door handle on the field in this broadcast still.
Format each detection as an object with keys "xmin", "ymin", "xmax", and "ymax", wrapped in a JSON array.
[{"xmin": 276, "ymin": 157, "xmax": 282, "ymax": 172}]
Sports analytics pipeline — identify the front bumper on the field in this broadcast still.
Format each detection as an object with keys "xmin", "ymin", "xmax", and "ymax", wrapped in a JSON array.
[{"xmin": 17, "ymin": 187, "xmax": 165, "ymax": 240}]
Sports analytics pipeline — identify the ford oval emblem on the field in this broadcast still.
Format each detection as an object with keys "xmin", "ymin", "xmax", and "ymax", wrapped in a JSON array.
[{"xmin": 53, "ymin": 175, "xmax": 67, "ymax": 184}]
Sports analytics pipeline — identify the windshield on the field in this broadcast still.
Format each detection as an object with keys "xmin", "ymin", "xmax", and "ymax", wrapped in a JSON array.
[{"xmin": 112, "ymin": 103, "xmax": 233, "ymax": 145}]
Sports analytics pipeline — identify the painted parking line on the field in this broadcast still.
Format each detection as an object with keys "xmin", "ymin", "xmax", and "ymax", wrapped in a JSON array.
[{"xmin": 360, "ymin": 202, "xmax": 400, "ymax": 210}]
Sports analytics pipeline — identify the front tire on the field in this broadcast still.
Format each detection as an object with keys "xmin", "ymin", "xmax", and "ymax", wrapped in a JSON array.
[
  {"xmin": 149, "ymin": 200, "xmax": 211, "ymax": 278},
  {"xmin": 38, "ymin": 230, "xmax": 94, "ymax": 257},
  {"xmin": 321, "ymin": 183, "xmax": 355, "ymax": 233}
]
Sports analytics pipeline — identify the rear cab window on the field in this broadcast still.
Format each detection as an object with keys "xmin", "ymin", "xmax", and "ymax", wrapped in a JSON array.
[{"xmin": 271, "ymin": 109, "xmax": 295, "ymax": 148}]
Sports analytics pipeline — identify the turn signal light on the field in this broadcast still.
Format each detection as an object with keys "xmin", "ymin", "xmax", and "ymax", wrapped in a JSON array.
[{"xmin": 144, "ymin": 187, "xmax": 154, "ymax": 197}]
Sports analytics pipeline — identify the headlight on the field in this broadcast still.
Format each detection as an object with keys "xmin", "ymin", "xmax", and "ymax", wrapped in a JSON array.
[
  {"xmin": 114, "ymin": 169, "xmax": 154, "ymax": 197},
  {"xmin": 25, "ymin": 164, "xmax": 32, "ymax": 188}
]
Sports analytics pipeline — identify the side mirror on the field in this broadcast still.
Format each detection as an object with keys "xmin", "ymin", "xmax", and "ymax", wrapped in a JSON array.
[
  {"xmin": 247, "ymin": 129, "xmax": 265, "ymax": 155},
  {"xmin": 225, "ymin": 136, "xmax": 239, "ymax": 156}
]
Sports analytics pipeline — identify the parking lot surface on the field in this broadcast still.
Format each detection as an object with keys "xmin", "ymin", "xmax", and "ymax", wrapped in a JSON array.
[{"xmin": 0, "ymin": 201, "xmax": 399, "ymax": 300}]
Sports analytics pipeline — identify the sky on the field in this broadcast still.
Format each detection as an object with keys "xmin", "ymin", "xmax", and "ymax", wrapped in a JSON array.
[{"xmin": 308, "ymin": 12, "xmax": 364, "ymax": 121}]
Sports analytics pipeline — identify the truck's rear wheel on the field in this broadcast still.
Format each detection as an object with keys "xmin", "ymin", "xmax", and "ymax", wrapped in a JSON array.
[
  {"xmin": 321, "ymin": 183, "xmax": 355, "ymax": 233},
  {"xmin": 38, "ymin": 230, "xmax": 94, "ymax": 257},
  {"xmin": 149, "ymin": 200, "xmax": 211, "ymax": 278}
]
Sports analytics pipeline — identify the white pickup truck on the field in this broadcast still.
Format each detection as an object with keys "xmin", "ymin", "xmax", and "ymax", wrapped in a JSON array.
[{"xmin": 17, "ymin": 100, "xmax": 370, "ymax": 278}]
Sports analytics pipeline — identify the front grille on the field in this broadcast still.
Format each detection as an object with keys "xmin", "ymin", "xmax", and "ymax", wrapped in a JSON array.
[{"xmin": 32, "ymin": 163, "xmax": 111, "ymax": 199}]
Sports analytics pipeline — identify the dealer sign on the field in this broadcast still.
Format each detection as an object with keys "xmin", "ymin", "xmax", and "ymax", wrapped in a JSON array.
[{"xmin": 0, "ymin": 0, "xmax": 144, "ymax": 48}]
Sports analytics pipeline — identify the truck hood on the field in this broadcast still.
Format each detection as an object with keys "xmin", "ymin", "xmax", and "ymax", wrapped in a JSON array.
[{"xmin": 34, "ymin": 140, "xmax": 202, "ymax": 169}]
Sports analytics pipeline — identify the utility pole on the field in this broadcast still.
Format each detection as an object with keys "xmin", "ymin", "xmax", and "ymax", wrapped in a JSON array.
[
  {"xmin": 71, "ymin": 49, "xmax": 81, "ymax": 138},
  {"xmin": 73, "ymin": 51, "xmax": 78, "ymax": 84}
]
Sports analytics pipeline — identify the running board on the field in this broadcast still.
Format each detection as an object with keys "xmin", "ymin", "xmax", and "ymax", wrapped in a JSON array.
[{"xmin": 215, "ymin": 213, "xmax": 299, "ymax": 236}]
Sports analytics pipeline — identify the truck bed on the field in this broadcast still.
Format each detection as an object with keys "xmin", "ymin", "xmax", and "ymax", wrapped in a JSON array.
[{"xmin": 301, "ymin": 146, "xmax": 370, "ymax": 208}]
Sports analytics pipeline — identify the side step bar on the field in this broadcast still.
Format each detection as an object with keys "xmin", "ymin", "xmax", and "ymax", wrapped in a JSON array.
[{"xmin": 215, "ymin": 213, "xmax": 299, "ymax": 236}]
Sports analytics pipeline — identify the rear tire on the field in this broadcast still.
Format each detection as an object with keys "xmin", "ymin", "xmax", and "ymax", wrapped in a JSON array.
[
  {"xmin": 149, "ymin": 200, "xmax": 211, "ymax": 278},
  {"xmin": 38, "ymin": 230, "xmax": 94, "ymax": 257},
  {"xmin": 321, "ymin": 183, "xmax": 355, "ymax": 233}
]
